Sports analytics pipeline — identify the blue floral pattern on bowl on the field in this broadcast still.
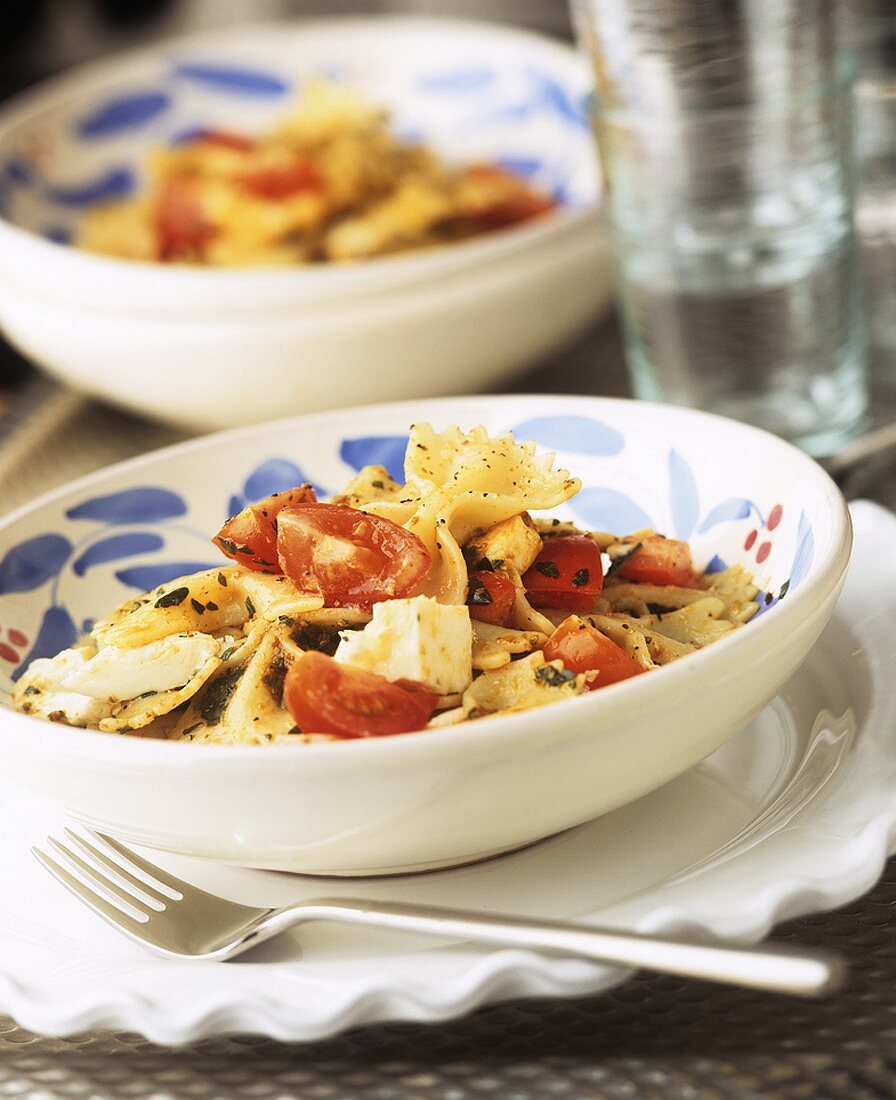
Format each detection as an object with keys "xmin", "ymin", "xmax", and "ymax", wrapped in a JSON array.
[{"xmin": 0, "ymin": 404, "xmax": 817, "ymax": 706}]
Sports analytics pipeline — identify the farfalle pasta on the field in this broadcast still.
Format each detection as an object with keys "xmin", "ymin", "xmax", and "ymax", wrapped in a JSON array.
[{"xmin": 13, "ymin": 424, "xmax": 759, "ymax": 742}]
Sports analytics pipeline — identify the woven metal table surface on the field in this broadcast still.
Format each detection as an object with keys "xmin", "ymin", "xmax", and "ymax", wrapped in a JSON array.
[{"xmin": 2, "ymin": 317, "xmax": 896, "ymax": 1098}]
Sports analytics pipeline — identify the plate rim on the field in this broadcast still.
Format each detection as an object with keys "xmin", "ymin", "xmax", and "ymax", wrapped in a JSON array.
[{"xmin": 0, "ymin": 499, "xmax": 889, "ymax": 1044}]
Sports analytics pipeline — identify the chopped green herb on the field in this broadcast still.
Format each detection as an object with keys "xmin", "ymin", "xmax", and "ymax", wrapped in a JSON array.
[
  {"xmin": 473, "ymin": 556, "xmax": 504, "ymax": 573},
  {"xmin": 23, "ymin": 685, "xmax": 41, "ymax": 696},
  {"xmin": 139, "ymin": 690, "xmax": 158, "ymax": 699},
  {"xmin": 217, "ymin": 537, "xmax": 238, "ymax": 556},
  {"xmin": 217, "ymin": 572, "xmax": 228, "ymax": 586},
  {"xmin": 220, "ymin": 646, "xmax": 235, "ymax": 661},
  {"xmin": 182, "ymin": 722, "xmax": 202, "ymax": 737},
  {"xmin": 536, "ymin": 664, "xmax": 577, "ymax": 687},
  {"xmin": 572, "ymin": 568, "xmax": 590, "ymax": 587},
  {"xmin": 190, "ymin": 598, "xmax": 206, "ymax": 615},
  {"xmin": 155, "ymin": 586, "xmax": 189, "ymax": 609},
  {"xmin": 778, "ymin": 580, "xmax": 790, "ymax": 600},
  {"xmin": 371, "ymin": 479, "xmax": 385, "ymax": 489},
  {"xmin": 206, "ymin": 601, "xmax": 219, "ymax": 612},
  {"xmin": 262, "ymin": 654, "xmax": 288, "ymax": 704},
  {"xmin": 646, "ymin": 603, "xmax": 675, "ymax": 616},
  {"xmin": 535, "ymin": 560, "xmax": 560, "ymax": 579},
  {"xmin": 292, "ymin": 622, "xmax": 340, "ymax": 655},
  {"xmin": 245, "ymin": 596, "xmax": 256, "ymax": 617},
  {"xmin": 467, "ymin": 579, "xmax": 493, "ymax": 606},
  {"xmin": 605, "ymin": 542, "xmax": 642, "ymax": 581},
  {"xmin": 199, "ymin": 667, "xmax": 244, "ymax": 725},
  {"xmin": 278, "ymin": 615, "xmax": 295, "ymax": 626}
]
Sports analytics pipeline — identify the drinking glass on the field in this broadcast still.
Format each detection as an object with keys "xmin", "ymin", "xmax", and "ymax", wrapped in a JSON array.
[
  {"xmin": 838, "ymin": 0, "xmax": 896, "ymax": 422},
  {"xmin": 573, "ymin": 0, "xmax": 867, "ymax": 456}
]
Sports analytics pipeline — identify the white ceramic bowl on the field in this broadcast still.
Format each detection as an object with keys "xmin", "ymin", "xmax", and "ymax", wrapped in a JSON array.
[
  {"xmin": 0, "ymin": 18, "xmax": 607, "ymax": 430},
  {"xmin": 0, "ymin": 395, "xmax": 850, "ymax": 874}
]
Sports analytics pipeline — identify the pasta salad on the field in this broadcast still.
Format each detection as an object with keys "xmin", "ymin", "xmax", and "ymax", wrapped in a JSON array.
[
  {"xmin": 13, "ymin": 425, "xmax": 760, "ymax": 741},
  {"xmin": 77, "ymin": 81, "xmax": 556, "ymax": 266}
]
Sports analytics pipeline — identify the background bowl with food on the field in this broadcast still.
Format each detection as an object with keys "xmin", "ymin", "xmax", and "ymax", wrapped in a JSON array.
[{"xmin": 0, "ymin": 17, "xmax": 608, "ymax": 428}]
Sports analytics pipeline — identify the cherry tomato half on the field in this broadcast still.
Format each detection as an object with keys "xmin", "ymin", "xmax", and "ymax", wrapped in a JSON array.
[
  {"xmin": 543, "ymin": 616, "xmax": 644, "ymax": 689},
  {"xmin": 522, "ymin": 536, "xmax": 604, "ymax": 613},
  {"xmin": 276, "ymin": 503, "xmax": 431, "ymax": 609},
  {"xmin": 466, "ymin": 569, "xmax": 516, "ymax": 626},
  {"xmin": 155, "ymin": 182, "xmax": 217, "ymax": 262},
  {"xmin": 213, "ymin": 485, "xmax": 318, "ymax": 572},
  {"xmin": 284, "ymin": 651, "xmax": 438, "ymax": 738},
  {"xmin": 615, "ymin": 537, "xmax": 696, "ymax": 587},
  {"xmin": 239, "ymin": 157, "xmax": 322, "ymax": 200}
]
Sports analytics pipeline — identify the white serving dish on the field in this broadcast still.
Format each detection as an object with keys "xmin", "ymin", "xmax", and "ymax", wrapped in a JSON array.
[
  {"xmin": 0, "ymin": 499, "xmax": 887, "ymax": 1043},
  {"xmin": 0, "ymin": 394, "xmax": 850, "ymax": 874},
  {"xmin": 0, "ymin": 18, "xmax": 608, "ymax": 429}
]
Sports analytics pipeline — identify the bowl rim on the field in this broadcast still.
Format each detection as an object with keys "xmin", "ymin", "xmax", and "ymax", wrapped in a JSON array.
[
  {"xmin": 0, "ymin": 392, "xmax": 853, "ymax": 767},
  {"xmin": 0, "ymin": 14, "xmax": 601, "ymax": 302}
]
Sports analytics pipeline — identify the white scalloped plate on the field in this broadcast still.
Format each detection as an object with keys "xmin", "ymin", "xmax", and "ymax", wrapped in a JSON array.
[{"xmin": 0, "ymin": 499, "xmax": 892, "ymax": 1045}]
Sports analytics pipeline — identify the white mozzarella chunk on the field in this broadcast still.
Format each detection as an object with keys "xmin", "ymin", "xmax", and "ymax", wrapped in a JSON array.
[
  {"xmin": 62, "ymin": 633, "xmax": 221, "ymax": 702},
  {"xmin": 13, "ymin": 647, "xmax": 114, "ymax": 727},
  {"xmin": 335, "ymin": 595, "xmax": 473, "ymax": 695}
]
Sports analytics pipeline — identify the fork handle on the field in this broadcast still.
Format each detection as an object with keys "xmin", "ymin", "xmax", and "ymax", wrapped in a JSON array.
[{"xmin": 270, "ymin": 898, "xmax": 843, "ymax": 998}]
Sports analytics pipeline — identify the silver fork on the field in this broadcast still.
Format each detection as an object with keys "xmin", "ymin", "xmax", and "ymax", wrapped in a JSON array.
[{"xmin": 34, "ymin": 829, "xmax": 844, "ymax": 997}]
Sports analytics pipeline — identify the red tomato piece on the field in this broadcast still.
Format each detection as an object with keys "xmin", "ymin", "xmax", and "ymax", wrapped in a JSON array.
[
  {"xmin": 543, "ymin": 616, "xmax": 644, "ymax": 689},
  {"xmin": 213, "ymin": 485, "xmax": 318, "ymax": 572},
  {"xmin": 284, "ymin": 651, "xmax": 438, "ymax": 738},
  {"xmin": 615, "ymin": 537, "xmax": 696, "ymax": 587},
  {"xmin": 522, "ymin": 536, "xmax": 604, "ymax": 613},
  {"xmin": 276, "ymin": 503, "xmax": 431, "ymax": 608},
  {"xmin": 239, "ymin": 157, "xmax": 322, "ymax": 200},
  {"xmin": 154, "ymin": 182, "xmax": 217, "ymax": 262},
  {"xmin": 462, "ymin": 165, "xmax": 556, "ymax": 229},
  {"xmin": 467, "ymin": 569, "xmax": 516, "ymax": 626},
  {"xmin": 468, "ymin": 191, "xmax": 556, "ymax": 230},
  {"xmin": 193, "ymin": 129, "xmax": 256, "ymax": 152}
]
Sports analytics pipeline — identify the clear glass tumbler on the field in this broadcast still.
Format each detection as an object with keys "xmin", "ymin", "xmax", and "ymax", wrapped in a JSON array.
[
  {"xmin": 574, "ymin": 1, "xmax": 867, "ymax": 456},
  {"xmin": 838, "ymin": 0, "xmax": 896, "ymax": 423}
]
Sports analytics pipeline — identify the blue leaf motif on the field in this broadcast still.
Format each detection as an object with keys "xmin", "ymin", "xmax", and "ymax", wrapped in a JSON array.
[
  {"xmin": 513, "ymin": 416, "xmax": 624, "ymax": 457},
  {"xmin": 44, "ymin": 226, "xmax": 72, "ymax": 244},
  {"xmin": 789, "ymin": 512, "xmax": 815, "ymax": 590},
  {"xmin": 527, "ymin": 68, "xmax": 589, "ymax": 128},
  {"xmin": 244, "ymin": 458, "xmax": 326, "ymax": 500},
  {"xmin": 77, "ymin": 91, "xmax": 171, "ymax": 138},
  {"xmin": 497, "ymin": 156, "xmax": 543, "ymax": 180},
  {"xmin": 340, "ymin": 436, "xmax": 408, "ymax": 483},
  {"xmin": 697, "ymin": 498, "xmax": 753, "ymax": 533},
  {"xmin": 115, "ymin": 561, "xmax": 220, "ymax": 590},
  {"xmin": 45, "ymin": 167, "xmax": 135, "ymax": 207},
  {"xmin": 72, "ymin": 532, "xmax": 165, "ymax": 576},
  {"xmin": 12, "ymin": 605, "xmax": 77, "ymax": 681},
  {"xmin": 668, "ymin": 450, "xmax": 700, "ymax": 539},
  {"xmin": 4, "ymin": 158, "xmax": 33, "ymax": 186},
  {"xmin": 704, "ymin": 554, "xmax": 728, "ymax": 575},
  {"xmin": 0, "ymin": 534, "xmax": 73, "ymax": 594},
  {"xmin": 418, "ymin": 68, "xmax": 495, "ymax": 92},
  {"xmin": 66, "ymin": 487, "xmax": 187, "ymax": 524},
  {"xmin": 172, "ymin": 62, "xmax": 289, "ymax": 97},
  {"xmin": 571, "ymin": 488, "xmax": 654, "ymax": 534}
]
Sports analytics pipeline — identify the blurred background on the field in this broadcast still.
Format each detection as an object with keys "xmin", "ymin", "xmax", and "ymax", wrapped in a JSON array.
[{"xmin": 0, "ymin": 0, "xmax": 576, "ymax": 389}]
